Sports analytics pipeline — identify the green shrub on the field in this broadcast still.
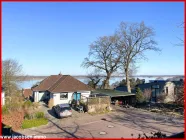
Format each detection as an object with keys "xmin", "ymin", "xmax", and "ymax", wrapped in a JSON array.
[
  {"xmin": 22, "ymin": 118, "xmax": 48, "ymax": 129},
  {"xmin": 23, "ymin": 100, "xmax": 32, "ymax": 108},
  {"xmin": 2, "ymin": 105, "xmax": 9, "ymax": 114},
  {"xmin": 136, "ymin": 87, "xmax": 144, "ymax": 103},
  {"xmin": 35, "ymin": 112, "xmax": 44, "ymax": 119},
  {"xmin": 24, "ymin": 113, "xmax": 34, "ymax": 120},
  {"xmin": 32, "ymin": 102, "xmax": 39, "ymax": 109}
]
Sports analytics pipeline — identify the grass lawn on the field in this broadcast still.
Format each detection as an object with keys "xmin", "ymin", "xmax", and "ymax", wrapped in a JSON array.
[{"xmin": 22, "ymin": 118, "xmax": 48, "ymax": 129}]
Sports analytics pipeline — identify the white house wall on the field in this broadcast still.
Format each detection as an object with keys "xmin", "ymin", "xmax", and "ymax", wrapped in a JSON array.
[
  {"xmin": 164, "ymin": 82, "xmax": 176, "ymax": 103},
  {"xmin": 78, "ymin": 91, "xmax": 91, "ymax": 102},
  {"xmin": 52, "ymin": 92, "xmax": 74, "ymax": 106},
  {"xmin": 34, "ymin": 91, "xmax": 39, "ymax": 102},
  {"xmin": 34, "ymin": 91, "xmax": 49, "ymax": 102}
]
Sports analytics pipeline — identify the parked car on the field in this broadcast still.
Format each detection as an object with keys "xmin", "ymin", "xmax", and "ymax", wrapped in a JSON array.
[{"xmin": 52, "ymin": 104, "xmax": 72, "ymax": 118}]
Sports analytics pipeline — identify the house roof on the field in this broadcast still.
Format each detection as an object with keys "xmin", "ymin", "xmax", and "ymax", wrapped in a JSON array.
[
  {"xmin": 32, "ymin": 74, "xmax": 93, "ymax": 92},
  {"xmin": 32, "ymin": 75, "xmax": 63, "ymax": 91},
  {"xmin": 172, "ymin": 80, "xmax": 184, "ymax": 86},
  {"xmin": 136, "ymin": 81, "xmax": 166, "ymax": 92},
  {"xmin": 92, "ymin": 89, "xmax": 135, "ymax": 97},
  {"xmin": 23, "ymin": 89, "xmax": 32, "ymax": 98},
  {"xmin": 115, "ymin": 86, "xmax": 136, "ymax": 93}
]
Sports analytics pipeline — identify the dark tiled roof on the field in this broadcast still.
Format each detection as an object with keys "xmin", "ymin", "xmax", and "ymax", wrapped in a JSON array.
[
  {"xmin": 32, "ymin": 75, "xmax": 63, "ymax": 91},
  {"xmin": 115, "ymin": 86, "xmax": 136, "ymax": 93},
  {"xmin": 23, "ymin": 89, "xmax": 32, "ymax": 98},
  {"xmin": 50, "ymin": 75, "xmax": 93, "ymax": 93},
  {"xmin": 92, "ymin": 89, "xmax": 135, "ymax": 97},
  {"xmin": 32, "ymin": 74, "xmax": 93, "ymax": 92}
]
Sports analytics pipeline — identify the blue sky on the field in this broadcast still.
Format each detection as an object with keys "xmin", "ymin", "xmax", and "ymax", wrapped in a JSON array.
[{"xmin": 2, "ymin": 2, "xmax": 184, "ymax": 76}]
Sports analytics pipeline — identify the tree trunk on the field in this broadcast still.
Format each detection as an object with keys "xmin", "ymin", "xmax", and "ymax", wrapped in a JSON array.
[
  {"xmin": 104, "ymin": 73, "xmax": 111, "ymax": 89},
  {"xmin": 125, "ymin": 68, "xmax": 131, "ymax": 93}
]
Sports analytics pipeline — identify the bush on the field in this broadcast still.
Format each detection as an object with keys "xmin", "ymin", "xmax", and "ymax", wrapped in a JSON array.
[
  {"xmin": 2, "ymin": 110, "xmax": 25, "ymax": 130},
  {"xmin": 22, "ymin": 118, "xmax": 48, "ymax": 129},
  {"xmin": 32, "ymin": 102, "xmax": 39, "ymax": 109},
  {"xmin": 136, "ymin": 88, "xmax": 144, "ymax": 103},
  {"xmin": 35, "ymin": 112, "xmax": 44, "ymax": 119},
  {"xmin": 137, "ymin": 131, "xmax": 166, "ymax": 138},
  {"xmin": 2, "ymin": 106, "xmax": 9, "ymax": 114},
  {"xmin": 24, "ymin": 113, "xmax": 34, "ymax": 120},
  {"xmin": 23, "ymin": 100, "xmax": 32, "ymax": 109}
]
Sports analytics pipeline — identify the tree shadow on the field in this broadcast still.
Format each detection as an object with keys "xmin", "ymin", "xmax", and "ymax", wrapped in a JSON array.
[
  {"xmin": 25, "ymin": 118, "xmax": 96, "ymax": 138},
  {"xmin": 104, "ymin": 107, "xmax": 184, "ymax": 136}
]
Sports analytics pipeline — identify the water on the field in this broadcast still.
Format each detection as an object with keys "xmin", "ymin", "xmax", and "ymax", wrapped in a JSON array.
[
  {"xmin": 18, "ymin": 80, "xmax": 42, "ymax": 89},
  {"xmin": 18, "ymin": 77, "xmax": 170, "ymax": 89}
]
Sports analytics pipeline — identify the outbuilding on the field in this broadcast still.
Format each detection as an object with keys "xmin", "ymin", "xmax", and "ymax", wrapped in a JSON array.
[{"xmin": 91, "ymin": 89, "xmax": 136, "ymax": 106}]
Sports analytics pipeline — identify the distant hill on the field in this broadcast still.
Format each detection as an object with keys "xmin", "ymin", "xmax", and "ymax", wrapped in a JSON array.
[{"xmin": 18, "ymin": 75, "xmax": 184, "ymax": 81}]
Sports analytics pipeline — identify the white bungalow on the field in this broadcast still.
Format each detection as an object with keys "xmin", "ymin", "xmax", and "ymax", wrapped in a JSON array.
[{"xmin": 32, "ymin": 74, "xmax": 92, "ymax": 106}]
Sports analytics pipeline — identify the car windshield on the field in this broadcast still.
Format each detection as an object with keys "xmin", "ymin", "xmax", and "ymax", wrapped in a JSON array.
[{"xmin": 60, "ymin": 107, "xmax": 71, "ymax": 111}]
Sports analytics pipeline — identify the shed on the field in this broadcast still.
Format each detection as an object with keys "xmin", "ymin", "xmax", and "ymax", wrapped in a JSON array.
[{"xmin": 91, "ymin": 89, "xmax": 136, "ymax": 105}]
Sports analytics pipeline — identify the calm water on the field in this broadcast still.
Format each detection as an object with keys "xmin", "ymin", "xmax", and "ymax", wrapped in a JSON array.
[{"xmin": 18, "ymin": 77, "xmax": 171, "ymax": 89}]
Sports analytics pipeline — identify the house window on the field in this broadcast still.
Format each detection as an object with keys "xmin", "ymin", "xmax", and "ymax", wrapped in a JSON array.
[
  {"xmin": 166, "ymin": 87, "xmax": 168, "ymax": 95},
  {"xmin": 60, "ymin": 93, "xmax": 68, "ymax": 100}
]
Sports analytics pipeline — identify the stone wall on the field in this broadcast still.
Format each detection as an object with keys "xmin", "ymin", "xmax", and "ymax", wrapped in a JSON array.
[{"xmin": 86, "ymin": 96, "xmax": 111, "ymax": 113}]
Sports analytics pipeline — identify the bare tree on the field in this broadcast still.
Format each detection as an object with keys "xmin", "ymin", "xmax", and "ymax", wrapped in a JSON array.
[
  {"xmin": 87, "ymin": 69, "xmax": 102, "ymax": 89},
  {"xmin": 174, "ymin": 85, "xmax": 184, "ymax": 106},
  {"xmin": 82, "ymin": 35, "xmax": 121, "ymax": 89},
  {"xmin": 175, "ymin": 22, "xmax": 184, "ymax": 46},
  {"xmin": 2, "ymin": 59, "xmax": 24, "ymax": 96},
  {"xmin": 116, "ymin": 22, "xmax": 160, "ymax": 92}
]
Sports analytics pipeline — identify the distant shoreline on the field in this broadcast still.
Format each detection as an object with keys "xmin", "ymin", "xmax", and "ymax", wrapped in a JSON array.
[{"xmin": 19, "ymin": 75, "xmax": 184, "ymax": 81}]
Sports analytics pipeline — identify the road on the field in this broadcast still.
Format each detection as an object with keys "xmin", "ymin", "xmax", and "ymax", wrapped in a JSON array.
[{"xmin": 15, "ymin": 106, "xmax": 184, "ymax": 138}]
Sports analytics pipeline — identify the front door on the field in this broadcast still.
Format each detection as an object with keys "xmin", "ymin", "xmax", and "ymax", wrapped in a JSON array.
[{"xmin": 73, "ymin": 92, "xmax": 81, "ymax": 101}]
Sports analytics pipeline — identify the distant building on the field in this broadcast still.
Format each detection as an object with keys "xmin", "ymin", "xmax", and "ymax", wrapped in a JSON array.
[
  {"xmin": 115, "ymin": 79, "xmax": 184, "ymax": 103},
  {"xmin": 22, "ymin": 88, "xmax": 33, "ymax": 100}
]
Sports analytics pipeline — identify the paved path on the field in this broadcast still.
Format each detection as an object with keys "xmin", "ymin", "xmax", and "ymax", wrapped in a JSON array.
[{"xmin": 15, "ymin": 105, "xmax": 184, "ymax": 138}]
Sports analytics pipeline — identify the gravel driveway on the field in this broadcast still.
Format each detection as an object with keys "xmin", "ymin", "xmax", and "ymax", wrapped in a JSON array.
[{"xmin": 15, "ymin": 105, "xmax": 184, "ymax": 138}]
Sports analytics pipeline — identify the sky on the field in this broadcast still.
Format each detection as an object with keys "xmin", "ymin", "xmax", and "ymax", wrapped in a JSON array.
[{"xmin": 2, "ymin": 2, "xmax": 184, "ymax": 76}]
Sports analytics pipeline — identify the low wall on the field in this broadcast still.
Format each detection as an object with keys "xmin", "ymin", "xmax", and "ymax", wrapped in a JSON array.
[{"xmin": 86, "ymin": 96, "xmax": 111, "ymax": 113}]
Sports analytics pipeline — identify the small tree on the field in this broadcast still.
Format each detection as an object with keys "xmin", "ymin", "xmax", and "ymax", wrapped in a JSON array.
[
  {"xmin": 135, "ymin": 87, "xmax": 144, "ymax": 103},
  {"xmin": 2, "ymin": 59, "xmax": 24, "ymax": 96}
]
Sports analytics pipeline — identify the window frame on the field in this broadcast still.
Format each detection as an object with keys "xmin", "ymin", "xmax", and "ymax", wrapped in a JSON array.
[
  {"xmin": 166, "ymin": 87, "xmax": 168, "ymax": 94},
  {"xmin": 60, "ymin": 92, "xmax": 68, "ymax": 100}
]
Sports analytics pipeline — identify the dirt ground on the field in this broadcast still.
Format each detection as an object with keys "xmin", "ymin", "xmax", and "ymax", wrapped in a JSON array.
[{"xmin": 14, "ymin": 104, "xmax": 184, "ymax": 138}]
